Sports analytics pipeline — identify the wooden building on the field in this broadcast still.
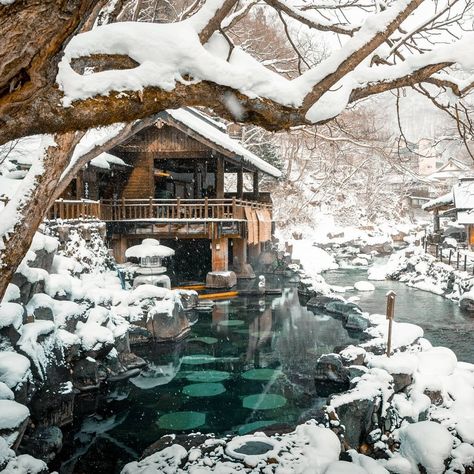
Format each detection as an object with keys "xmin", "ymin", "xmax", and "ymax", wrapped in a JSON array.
[
  {"xmin": 49, "ymin": 108, "xmax": 281, "ymax": 279},
  {"xmin": 423, "ymin": 176, "xmax": 474, "ymax": 249}
]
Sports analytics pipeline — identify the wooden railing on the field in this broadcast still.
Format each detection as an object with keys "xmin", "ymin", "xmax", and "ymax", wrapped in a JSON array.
[
  {"xmin": 48, "ymin": 199, "xmax": 102, "ymax": 220},
  {"xmin": 47, "ymin": 198, "xmax": 272, "ymax": 222}
]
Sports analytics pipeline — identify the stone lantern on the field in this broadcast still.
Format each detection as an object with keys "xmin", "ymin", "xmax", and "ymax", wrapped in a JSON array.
[{"xmin": 125, "ymin": 238, "xmax": 175, "ymax": 289}]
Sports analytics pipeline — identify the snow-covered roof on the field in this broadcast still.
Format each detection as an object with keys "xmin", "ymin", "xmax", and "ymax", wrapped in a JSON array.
[
  {"xmin": 90, "ymin": 152, "xmax": 130, "ymax": 170},
  {"xmin": 125, "ymin": 239, "xmax": 175, "ymax": 260},
  {"xmin": 454, "ymin": 178, "xmax": 474, "ymax": 209},
  {"xmin": 422, "ymin": 192, "xmax": 453, "ymax": 211},
  {"xmin": 164, "ymin": 108, "xmax": 281, "ymax": 178},
  {"xmin": 457, "ymin": 210, "xmax": 474, "ymax": 225}
]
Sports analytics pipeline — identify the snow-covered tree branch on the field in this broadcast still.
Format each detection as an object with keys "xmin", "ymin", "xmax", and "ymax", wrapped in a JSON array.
[{"xmin": 1, "ymin": 0, "xmax": 474, "ymax": 145}]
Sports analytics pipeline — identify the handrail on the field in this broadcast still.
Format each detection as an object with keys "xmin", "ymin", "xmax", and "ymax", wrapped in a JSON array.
[{"xmin": 47, "ymin": 197, "xmax": 272, "ymax": 221}]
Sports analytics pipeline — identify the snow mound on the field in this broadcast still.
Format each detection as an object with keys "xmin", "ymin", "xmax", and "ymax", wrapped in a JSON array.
[
  {"xmin": 290, "ymin": 240, "xmax": 338, "ymax": 275},
  {"xmin": 0, "ymin": 400, "xmax": 29, "ymax": 431},
  {"xmin": 0, "ymin": 302, "xmax": 23, "ymax": 330},
  {"xmin": 0, "ymin": 351, "xmax": 31, "ymax": 388},
  {"xmin": 399, "ymin": 421, "xmax": 453, "ymax": 474},
  {"xmin": 417, "ymin": 347, "xmax": 457, "ymax": 376},
  {"xmin": 354, "ymin": 281, "xmax": 375, "ymax": 292}
]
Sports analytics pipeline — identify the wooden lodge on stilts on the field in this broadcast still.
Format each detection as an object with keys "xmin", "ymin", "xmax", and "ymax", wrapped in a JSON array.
[{"xmin": 48, "ymin": 108, "xmax": 281, "ymax": 283}]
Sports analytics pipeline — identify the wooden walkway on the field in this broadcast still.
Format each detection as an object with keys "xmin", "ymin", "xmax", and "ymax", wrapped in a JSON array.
[{"xmin": 47, "ymin": 198, "xmax": 272, "ymax": 222}]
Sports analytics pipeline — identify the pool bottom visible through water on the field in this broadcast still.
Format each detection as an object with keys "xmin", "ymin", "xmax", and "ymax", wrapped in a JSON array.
[
  {"xmin": 54, "ymin": 266, "xmax": 474, "ymax": 473},
  {"xmin": 55, "ymin": 278, "xmax": 362, "ymax": 473}
]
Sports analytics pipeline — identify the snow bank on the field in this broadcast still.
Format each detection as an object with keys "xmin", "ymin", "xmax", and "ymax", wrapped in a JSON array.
[{"xmin": 290, "ymin": 240, "xmax": 338, "ymax": 275}]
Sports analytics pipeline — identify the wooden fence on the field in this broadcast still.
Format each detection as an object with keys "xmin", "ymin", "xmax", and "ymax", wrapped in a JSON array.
[
  {"xmin": 426, "ymin": 241, "xmax": 474, "ymax": 273},
  {"xmin": 47, "ymin": 198, "xmax": 272, "ymax": 222}
]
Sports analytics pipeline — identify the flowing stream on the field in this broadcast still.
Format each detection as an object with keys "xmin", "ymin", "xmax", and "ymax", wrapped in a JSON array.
[{"xmin": 325, "ymin": 267, "xmax": 474, "ymax": 363}]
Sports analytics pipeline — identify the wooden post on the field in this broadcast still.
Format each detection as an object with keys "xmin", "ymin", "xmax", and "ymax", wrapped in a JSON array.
[
  {"xmin": 433, "ymin": 209, "xmax": 440, "ymax": 233},
  {"xmin": 465, "ymin": 255, "xmax": 468, "ymax": 271},
  {"xmin": 211, "ymin": 237, "xmax": 229, "ymax": 271},
  {"xmin": 449, "ymin": 249, "xmax": 452, "ymax": 265},
  {"xmin": 216, "ymin": 156, "xmax": 225, "ymax": 199},
  {"xmin": 149, "ymin": 196, "xmax": 153, "ymax": 218},
  {"xmin": 237, "ymin": 166, "xmax": 243, "ymax": 199},
  {"xmin": 457, "ymin": 252, "xmax": 460, "ymax": 269},
  {"xmin": 386, "ymin": 291, "xmax": 396, "ymax": 357},
  {"xmin": 232, "ymin": 197, "xmax": 237, "ymax": 218},
  {"xmin": 59, "ymin": 199, "xmax": 65, "ymax": 220},
  {"xmin": 205, "ymin": 197, "xmax": 209, "ymax": 219},
  {"xmin": 176, "ymin": 197, "xmax": 181, "ymax": 218},
  {"xmin": 121, "ymin": 197, "xmax": 125, "ymax": 220},
  {"xmin": 233, "ymin": 238, "xmax": 247, "ymax": 270},
  {"xmin": 253, "ymin": 171, "xmax": 259, "ymax": 201}
]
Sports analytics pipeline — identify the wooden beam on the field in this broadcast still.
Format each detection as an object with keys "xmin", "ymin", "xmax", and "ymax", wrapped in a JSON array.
[
  {"xmin": 237, "ymin": 166, "xmax": 243, "ymax": 199},
  {"xmin": 216, "ymin": 156, "xmax": 225, "ymax": 199},
  {"xmin": 253, "ymin": 171, "xmax": 259, "ymax": 200}
]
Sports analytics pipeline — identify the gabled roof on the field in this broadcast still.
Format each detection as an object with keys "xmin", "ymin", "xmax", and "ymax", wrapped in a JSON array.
[
  {"xmin": 162, "ymin": 108, "xmax": 281, "ymax": 178},
  {"xmin": 427, "ymin": 158, "xmax": 472, "ymax": 180}
]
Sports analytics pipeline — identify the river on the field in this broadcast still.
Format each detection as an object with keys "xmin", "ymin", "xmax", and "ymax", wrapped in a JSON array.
[{"xmin": 324, "ymin": 266, "xmax": 474, "ymax": 363}]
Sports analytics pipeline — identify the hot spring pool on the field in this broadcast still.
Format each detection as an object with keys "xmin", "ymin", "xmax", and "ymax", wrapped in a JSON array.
[{"xmin": 56, "ymin": 283, "xmax": 362, "ymax": 473}]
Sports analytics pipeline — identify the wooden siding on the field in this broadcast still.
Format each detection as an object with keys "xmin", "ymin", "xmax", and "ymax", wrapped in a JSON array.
[
  {"xmin": 122, "ymin": 152, "xmax": 154, "ymax": 199},
  {"xmin": 118, "ymin": 124, "xmax": 210, "ymax": 154}
]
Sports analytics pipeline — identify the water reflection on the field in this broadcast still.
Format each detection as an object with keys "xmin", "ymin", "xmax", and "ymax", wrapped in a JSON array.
[{"xmin": 57, "ymin": 284, "xmax": 360, "ymax": 473}]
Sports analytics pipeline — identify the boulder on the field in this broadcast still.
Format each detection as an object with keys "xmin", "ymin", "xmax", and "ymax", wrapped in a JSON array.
[
  {"xmin": 314, "ymin": 354, "xmax": 350, "ymax": 397},
  {"xmin": 206, "ymin": 271, "xmax": 237, "ymax": 289},
  {"xmin": 235, "ymin": 263, "xmax": 256, "ymax": 280},
  {"xmin": 460, "ymin": 292, "xmax": 474, "ymax": 312},
  {"xmin": 330, "ymin": 395, "xmax": 380, "ymax": 449},
  {"xmin": 73, "ymin": 358, "xmax": 100, "ymax": 391},
  {"xmin": 20, "ymin": 426, "xmax": 63, "ymax": 463},
  {"xmin": 345, "ymin": 312, "xmax": 370, "ymax": 331}
]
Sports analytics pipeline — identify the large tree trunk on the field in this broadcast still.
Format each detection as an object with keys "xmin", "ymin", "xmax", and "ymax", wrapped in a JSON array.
[{"xmin": 0, "ymin": 133, "xmax": 78, "ymax": 300}]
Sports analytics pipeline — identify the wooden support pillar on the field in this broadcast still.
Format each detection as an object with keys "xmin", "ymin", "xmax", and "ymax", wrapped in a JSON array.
[
  {"xmin": 113, "ymin": 235, "xmax": 128, "ymax": 264},
  {"xmin": 211, "ymin": 237, "xmax": 228, "ymax": 272},
  {"xmin": 253, "ymin": 171, "xmax": 259, "ymax": 201},
  {"xmin": 237, "ymin": 166, "xmax": 243, "ymax": 199},
  {"xmin": 216, "ymin": 156, "xmax": 225, "ymax": 199},
  {"xmin": 233, "ymin": 238, "xmax": 247, "ymax": 268},
  {"xmin": 434, "ymin": 209, "xmax": 440, "ymax": 233}
]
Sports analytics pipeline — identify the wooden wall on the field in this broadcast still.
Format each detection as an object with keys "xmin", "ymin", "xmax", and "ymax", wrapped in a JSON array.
[
  {"xmin": 119, "ymin": 124, "xmax": 210, "ymax": 155},
  {"xmin": 121, "ymin": 151, "xmax": 154, "ymax": 199}
]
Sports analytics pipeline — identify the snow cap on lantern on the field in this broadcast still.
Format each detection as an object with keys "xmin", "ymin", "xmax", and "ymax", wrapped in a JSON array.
[{"xmin": 125, "ymin": 238, "xmax": 174, "ymax": 269}]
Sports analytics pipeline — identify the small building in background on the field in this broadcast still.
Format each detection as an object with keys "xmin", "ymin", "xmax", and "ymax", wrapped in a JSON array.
[{"xmin": 423, "ymin": 176, "xmax": 474, "ymax": 248}]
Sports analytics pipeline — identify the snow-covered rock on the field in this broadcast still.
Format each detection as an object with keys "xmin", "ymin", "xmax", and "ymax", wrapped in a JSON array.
[
  {"xmin": 354, "ymin": 281, "xmax": 375, "ymax": 292},
  {"xmin": 399, "ymin": 421, "xmax": 453, "ymax": 474}
]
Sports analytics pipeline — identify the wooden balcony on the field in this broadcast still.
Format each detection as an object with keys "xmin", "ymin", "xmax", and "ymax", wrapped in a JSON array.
[{"xmin": 47, "ymin": 198, "xmax": 272, "ymax": 222}]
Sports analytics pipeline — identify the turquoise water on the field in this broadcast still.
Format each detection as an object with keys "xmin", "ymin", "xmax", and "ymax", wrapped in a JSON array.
[
  {"xmin": 56, "ymin": 267, "xmax": 474, "ymax": 472},
  {"xmin": 57, "ymin": 285, "xmax": 360, "ymax": 473}
]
